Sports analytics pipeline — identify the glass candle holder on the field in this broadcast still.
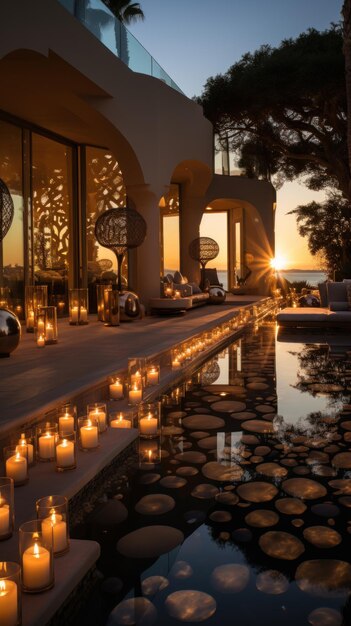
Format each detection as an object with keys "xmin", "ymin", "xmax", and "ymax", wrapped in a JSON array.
[
  {"xmin": 128, "ymin": 380, "xmax": 143, "ymax": 406},
  {"xmin": 146, "ymin": 364, "xmax": 160, "ymax": 387},
  {"xmin": 139, "ymin": 439, "xmax": 161, "ymax": 466},
  {"xmin": 69, "ymin": 288, "xmax": 88, "ymax": 325},
  {"xmin": 87, "ymin": 403, "xmax": 107, "ymax": 434},
  {"xmin": 0, "ymin": 287, "xmax": 10, "ymax": 309},
  {"xmin": 19, "ymin": 520, "xmax": 54, "ymax": 592},
  {"xmin": 25, "ymin": 285, "xmax": 48, "ymax": 333},
  {"xmin": 109, "ymin": 376, "xmax": 124, "ymax": 400},
  {"xmin": 96, "ymin": 284, "xmax": 111, "ymax": 322},
  {"xmin": 78, "ymin": 417, "xmax": 99, "ymax": 451},
  {"xmin": 16, "ymin": 432, "xmax": 35, "ymax": 467},
  {"xmin": 0, "ymin": 478, "xmax": 14, "ymax": 540},
  {"xmin": 55, "ymin": 434, "xmax": 76, "ymax": 472},
  {"xmin": 128, "ymin": 357, "xmax": 146, "ymax": 388},
  {"xmin": 103, "ymin": 287, "xmax": 119, "ymax": 326},
  {"xmin": 109, "ymin": 410, "xmax": 134, "ymax": 429},
  {"xmin": 57, "ymin": 404, "xmax": 76, "ymax": 437},
  {"xmin": 0, "ymin": 561, "xmax": 21, "ymax": 625},
  {"xmin": 164, "ymin": 282, "xmax": 174, "ymax": 298},
  {"xmin": 4, "ymin": 447, "xmax": 28, "ymax": 487},
  {"xmin": 138, "ymin": 402, "xmax": 161, "ymax": 439},
  {"xmin": 37, "ymin": 306, "xmax": 58, "ymax": 345},
  {"xmin": 36, "ymin": 495, "xmax": 69, "ymax": 557},
  {"xmin": 171, "ymin": 349, "xmax": 182, "ymax": 370},
  {"xmin": 36, "ymin": 423, "xmax": 58, "ymax": 462}
]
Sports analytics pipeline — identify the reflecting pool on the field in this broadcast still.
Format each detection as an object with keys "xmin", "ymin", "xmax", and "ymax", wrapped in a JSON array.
[{"xmin": 76, "ymin": 323, "xmax": 351, "ymax": 626}]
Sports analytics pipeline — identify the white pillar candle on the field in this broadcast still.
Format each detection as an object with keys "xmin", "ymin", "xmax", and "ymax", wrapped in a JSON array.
[
  {"xmin": 70, "ymin": 306, "xmax": 79, "ymax": 323},
  {"xmin": 147, "ymin": 368, "xmax": 159, "ymax": 386},
  {"xmin": 110, "ymin": 414, "xmax": 131, "ymax": 429},
  {"xmin": 0, "ymin": 501, "xmax": 10, "ymax": 536},
  {"xmin": 80, "ymin": 422, "xmax": 98, "ymax": 449},
  {"xmin": 139, "ymin": 413, "xmax": 158, "ymax": 437},
  {"xmin": 5, "ymin": 453, "xmax": 27, "ymax": 484},
  {"xmin": 37, "ymin": 319, "xmax": 45, "ymax": 335},
  {"xmin": 42, "ymin": 512, "xmax": 67, "ymax": 554},
  {"xmin": 88, "ymin": 408, "xmax": 106, "ymax": 433},
  {"xmin": 27, "ymin": 310, "xmax": 35, "ymax": 329},
  {"xmin": 0, "ymin": 579, "xmax": 18, "ymax": 626},
  {"xmin": 38, "ymin": 432, "xmax": 55, "ymax": 459},
  {"xmin": 37, "ymin": 334, "xmax": 45, "ymax": 349},
  {"xmin": 56, "ymin": 439, "xmax": 75, "ymax": 467},
  {"xmin": 18, "ymin": 435, "xmax": 34, "ymax": 464},
  {"xmin": 22, "ymin": 542, "xmax": 51, "ymax": 590},
  {"xmin": 80, "ymin": 307, "xmax": 88, "ymax": 322},
  {"xmin": 109, "ymin": 379, "xmax": 123, "ymax": 399},
  {"xmin": 131, "ymin": 370, "xmax": 142, "ymax": 384},
  {"xmin": 129, "ymin": 384, "xmax": 142, "ymax": 405},
  {"xmin": 45, "ymin": 323, "xmax": 54, "ymax": 342},
  {"xmin": 58, "ymin": 414, "xmax": 75, "ymax": 436},
  {"xmin": 172, "ymin": 359, "xmax": 181, "ymax": 370}
]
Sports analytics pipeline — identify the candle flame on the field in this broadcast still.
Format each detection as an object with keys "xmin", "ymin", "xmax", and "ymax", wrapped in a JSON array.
[
  {"xmin": 62, "ymin": 439, "xmax": 68, "ymax": 447},
  {"xmin": 0, "ymin": 580, "xmax": 6, "ymax": 592},
  {"xmin": 87, "ymin": 419, "xmax": 92, "ymax": 427},
  {"xmin": 147, "ymin": 413, "xmax": 152, "ymax": 421},
  {"xmin": 148, "ymin": 450, "xmax": 152, "ymax": 461},
  {"xmin": 33, "ymin": 542, "xmax": 40, "ymax": 557},
  {"xmin": 45, "ymin": 431, "xmax": 51, "ymax": 438},
  {"xmin": 132, "ymin": 383, "xmax": 138, "ymax": 391},
  {"xmin": 15, "ymin": 451, "xmax": 21, "ymax": 460},
  {"xmin": 50, "ymin": 511, "xmax": 57, "ymax": 524}
]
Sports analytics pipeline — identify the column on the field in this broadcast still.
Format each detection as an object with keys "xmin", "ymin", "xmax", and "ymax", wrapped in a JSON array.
[{"xmin": 180, "ymin": 186, "xmax": 206, "ymax": 284}]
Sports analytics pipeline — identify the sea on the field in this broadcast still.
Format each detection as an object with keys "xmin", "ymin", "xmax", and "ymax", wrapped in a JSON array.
[{"xmin": 166, "ymin": 269, "xmax": 327, "ymax": 291}]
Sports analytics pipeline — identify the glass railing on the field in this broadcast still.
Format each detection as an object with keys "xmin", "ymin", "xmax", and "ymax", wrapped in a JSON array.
[
  {"xmin": 214, "ymin": 134, "xmax": 245, "ymax": 176},
  {"xmin": 57, "ymin": 0, "xmax": 183, "ymax": 94}
]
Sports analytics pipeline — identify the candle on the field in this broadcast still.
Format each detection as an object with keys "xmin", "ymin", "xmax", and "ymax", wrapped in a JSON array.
[
  {"xmin": 0, "ymin": 579, "xmax": 18, "ymax": 626},
  {"xmin": 18, "ymin": 434, "xmax": 34, "ymax": 464},
  {"xmin": 37, "ymin": 319, "xmax": 45, "ymax": 335},
  {"xmin": 5, "ymin": 453, "xmax": 27, "ymax": 484},
  {"xmin": 172, "ymin": 359, "xmax": 181, "ymax": 370},
  {"xmin": 80, "ymin": 421, "xmax": 98, "ymax": 449},
  {"xmin": 109, "ymin": 379, "xmax": 123, "ymax": 400},
  {"xmin": 80, "ymin": 307, "xmax": 88, "ymax": 322},
  {"xmin": 42, "ymin": 511, "xmax": 67, "ymax": 554},
  {"xmin": 56, "ymin": 439, "xmax": 75, "ymax": 468},
  {"xmin": 37, "ymin": 334, "xmax": 45, "ymax": 349},
  {"xmin": 38, "ymin": 432, "xmax": 55, "ymax": 460},
  {"xmin": 165, "ymin": 287, "xmax": 173, "ymax": 297},
  {"xmin": 147, "ymin": 367, "xmax": 159, "ymax": 386},
  {"xmin": 27, "ymin": 309, "xmax": 35, "ymax": 329},
  {"xmin": 129, "ymin": 383, "xmax": 142, "ymax": 405},
  {"xmin": 22, "ymin": 541, "xmax": 51, "ymax": 590},
  {"xmin": 58, "ymin": 414, "xmax": 74, "ymax": 436},
  {"xmin": 0, "ymin": 499, "xmax": 10, "ymax": 537},
  {"xmin": 70, "ymin": 306, "xmax": 79, "ymax": 323},
  {"xmin": 131, "ymin": 370, "xmax": 142, "ymax": 384},
  {"xmin": 139, "ymin": 413, "xmax": 158, "ymax": 437},
  {"xmin": 45, "ymin": 323, "xmax": 54, "ymax": 342},
  {"xmin": 88, "ymin": 408, "xmax": 106, "ymax": 433},
  {"xmin": 110, "ymin": 414, "xmax": 131, "ymax": 429}
]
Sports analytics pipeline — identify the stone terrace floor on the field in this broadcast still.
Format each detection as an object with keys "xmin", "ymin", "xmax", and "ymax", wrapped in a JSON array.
[{"xmin": 0, "ymin": 295, "xmax": 262, "ymax": 432}]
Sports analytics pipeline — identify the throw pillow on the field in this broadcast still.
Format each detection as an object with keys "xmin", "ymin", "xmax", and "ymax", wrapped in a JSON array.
[
  {"xmin": 189, "ymin": 282, "xmax": 202, "ymax": 294},
  {"xmin": 329, "ymin": 301, "xmax": 350, "ymax": 311},
  {"xmin": 173, "ymin": 271, "xmax": 183, "ymax": 284}
]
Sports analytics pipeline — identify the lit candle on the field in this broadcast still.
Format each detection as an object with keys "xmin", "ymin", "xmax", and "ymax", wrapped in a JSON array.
[
  {"xmin": 131, "ymin": 370, "xmax": 142, "ymax": 384},
  {"xmin": 37, "ymin": 319, "xmax": 45, "ymax": 335},
  {"xmin": 110, "ymin": 413, "xmax": 131, "ymax": 429},
  {"xmin": 38, "ymin": 432, "xmax": 55, "ymax": 460},
  {"xmin": 27, "ymin": 309, "xmax": 35, "ymax": 329},
  {"xmin": 88, "ymin": 407, "xmax": 106, "ymax": 433},
  {"xmin": 56, "ymin": 439, "xmax": 75, "ymax": 468},
  {"xmin": 80, "ymin": 420, "xmax": 98, "ymax": 449},
  {"xmin": 0, "ymin": 579, "xmax": 18, "ymax": 626},
  {"xmin": 58, "ymin": 413, "xmax": 75, "ymax": 437},
  {"xmin": 174, "ymin": 290, "xmax": 181, "ymax": 298},
  {"xmin": 45, "ymin": 323, "xmax": 54, "ymax": 342},
  {"xmin": 80, "ymin": 307, "xmax": 88, "ymax": 322},
  {"xmin": 147, "ymin": 367, "xmax": 159, "ymax": 386},
  {"xmin": 5, "ymin": 452, "xmax": 27, "ymax": 485},
  {"xmin": 42, "ymin": 511, "xmax": 67, "ymax": 554},
  {"xmin": 22, "ymin": 541, "xmax": 51, "ymax": 590},
  {"xmin": 109, "ymin": 378, "xmax": 123, "ymax": 400},
  {"xmin": 18, "ymin": 434, "xmax": 34, "ymax": 464},
  {"xmin": 0, "ymin": 497, "xmax": 10, "ymax": 537},
  {"xmin": 172, "ymin": 358, "xmax": 181, "ymax": 370},
  {"xmin": 70, "ymin": 307, "xmax": 79, "ymax": 323},
  {"xmin": 129, "ymin": 383, "xmax": 142, "ymax": 405},
  {"xmin": 139, "ymin": 412, "xmax": 158, "ymax": 437},
  {"xmin": 37, "ymin": 334, "xmax": 45, "ymax": 349},
  {"xmin": 165, "ymin": 287, "xmax": 173, "ymax": 297}
]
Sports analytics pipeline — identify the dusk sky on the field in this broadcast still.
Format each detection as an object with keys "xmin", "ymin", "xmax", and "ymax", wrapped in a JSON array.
[{"xmin": 129, "ymin": 0, "xmax": 342, "ymax": 269}]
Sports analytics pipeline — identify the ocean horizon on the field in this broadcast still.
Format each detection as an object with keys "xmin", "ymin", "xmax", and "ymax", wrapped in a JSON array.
[{"xmin": 165, "ymin": 269, "xmax": 327, "ymax": 290}]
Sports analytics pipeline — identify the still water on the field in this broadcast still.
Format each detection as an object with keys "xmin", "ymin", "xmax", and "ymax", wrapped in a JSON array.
[{"xmin": 76, "ymin": 323, "xmax": 351, "ymax": 626}]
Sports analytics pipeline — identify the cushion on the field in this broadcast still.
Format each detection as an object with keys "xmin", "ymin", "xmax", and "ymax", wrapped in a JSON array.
[
  {"xmin": 165, "ymin": 274, "xmax": 174, "ymax": 285},
  {"xmin": 189, "ymin": 282, "xmax": 202, "ymax": 294},
  {"xmin": 174, "ymin": 283, "xmax": 192, "ymax": 297},
  {"xmin": 329, "ymin": 301, "xmax": 349, "ymax": 311},
  {"xmin": 318, "ymin": 282, "xmax": 328, "ymax": 307},
  {"xmin": 327, "ymin": 282, "xmax": 347, "ymax": 303},
  {"xmin": 343, "ymin": 279, "xmax": 351, "ymax": 283},
  {"xmin": 173, "ymin": 271, "xmax": 183, "ymax": 284}
]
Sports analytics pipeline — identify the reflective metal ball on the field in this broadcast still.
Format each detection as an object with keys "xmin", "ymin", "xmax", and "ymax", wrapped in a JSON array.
[
  {"xmin": 0, "ymin": 308, "xmax": 21, "ymax": 357},
  {"xmin": 119, "ymin": 291, "xmax": 141, "ymax": 320},
  {"xmin": 208, "ymin": 286, "xmax": 226, "ymax": 304}
]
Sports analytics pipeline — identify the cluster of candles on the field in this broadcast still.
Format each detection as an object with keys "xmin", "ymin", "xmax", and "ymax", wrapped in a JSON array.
[{"xmin": 109, "ymin": 362, "xmax": 160, "ymax": 408}]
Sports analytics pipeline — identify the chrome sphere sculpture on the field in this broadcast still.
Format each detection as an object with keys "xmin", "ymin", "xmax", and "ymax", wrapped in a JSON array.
[{"xmin": 0, "ymin": 308, "xmax": 21, "ymax": 357}]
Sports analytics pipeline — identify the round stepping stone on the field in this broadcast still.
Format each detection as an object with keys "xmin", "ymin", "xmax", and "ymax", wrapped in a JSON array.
[
  {"xmin": 256, "ymin": 405, "xmax": 275, "ymax": 413},
  {"xmin": 275, "ymin": 498, "xmax": 307, "ymax": 515},
  {"xmin": 308, "ymin": 607, "xmax": 342, "ymax": 626},
  {"xmin": 198, "ymin": 436, "xmax": 219, "ymax": 450},
  {"xmin": 329, "ymin": 479, "xmax": 351, "ymax": 494},
  {"xmin": 190, "ymin": 431, "xmax": 210, "ymax": 439},
  {"xmin": 162, "ymin": 426, "xmax": 184, "ymax": 436},
  {"xmin": 210, "ymin": 400, "xmax": 246, "ymax": 413},
  {"xmin": 255, "ymin": 446, "xmax": 271, "ymax": 457},
  {"xmin": 282, "ymin": 478, "xmax": 327, "ymax": 500},
  {"xmin": 172, "ymin": 560, "xmax": 193, "ymax": 579},
  {"xmin": 135, "ymin": 494, "xmax": 175, "ymax": 516},
  {"xmin": 209, "ymin": 510, "xmax": 232, "ymax": 523},
  {"xmin": 237, "ymin": 482, "xmax": 278, "ymax": 503},
  {"xmin": 194, "ymin": 407, "xmax": 210, "ymax": 414},
  {"xmin": 303, "ymin": 526, "xmax": 342, "ymax": 549},
  {"xmin": 138, "ymin": 473, "xmax": 160, "ymax": 485},
  {"xmin": 332, "ymin": 452, "xmax": 351, "ymax": 469},
  {"xmin": 215, "ymin": 492, "xmax": 239, "ymax": 506},
  {"xmin": 211, "ymin": 563, "xmax": 250, "ymax": 593},
  {"xmin": 247, "ymin": 382, "xmax": 269, "ymax": 390},
  {"xmin": 256, "ymin": 462, "xmax": 288, "ymax": 478},
  {"xmin": 176, "ymin": 466, "xmax": 199, "ymax": 476},
  {"xmin": 241, "ymin": 434, "xmax": 260, "ymax": 445},
  {"xmin": 203, "ymin": 395, "xmax": 220, "ymax": 403},
  {"xmin": 230, "ymin": 411, "xmax": 257, "ymax": 421},
  {"xmin": 259, "ymin": 531, "xmax": 305, "ymax": 560},
  {"xmin": 293, "ymin": 466, "xmax": 310, "ymax": 476},
  {"xmin": 89, "ymin": 500, "xmax": 128, "ymax": 526},
  {"xmin": 256, "ymin": 570, "xmax": 289, "ymax": 595},
  {"xmin": 165, "ymin": 590, "xmax": 216, "ymax": 622},
  {"xmin": 182, "ymin": 415, "xmax": 225, "ymax": 430},
  {"xmin": 232, "ymin": 528, "xmax": 252, "ymax": 542},
  {"xmin": 202, "ymin": 461, "xmax": 244, "ymax": 482},
  {"xmin": 141, "ymin": 576, "xmax": 169, "ymax": 596},
  {"xmin": 311, "ymin": 503, "xmax": 340, "ymax": 518},
  {"xmin": 191, "ymin": 483, "xmax": 219, "ymax": 499},
  {"xmin": 241, "ymin": 420, "xmax": 275, "ymax": 434},
  {"xmin": 245, "ymin": 509, "xmax": 279, "ymax": 528},
  {"xmin": 108, "ymin": 597, "xmax": 157, "ymax": 625},
  {"xmin": 203, "ymin": 384, "xmax": 245, "ymax": 394},
  {"xmin": 296, "ymin": 560, "xmax": 351, "ymax": 597},
  {"xmin": 167, "ymin": 411, "xmax": 187, "ymax": 419},
  {"xmin": 338, "ymin": 496, "xmax": 351, "ymax": 508},
  {"xmin": 174, "ymin": 451, "xmax": 207, "ymax": 464},
  {"xmin": 159, "ymin": 476, "xmax": 187, "ymax": 489},
  {"xmin": 117, "ymin": 526, "xmax": 184, "ymax": 559}
]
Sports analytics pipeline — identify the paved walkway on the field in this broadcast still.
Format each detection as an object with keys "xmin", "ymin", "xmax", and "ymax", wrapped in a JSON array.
[{"xmin": 0, "ymin": 295, "xmax": 262, "ymax": 432}]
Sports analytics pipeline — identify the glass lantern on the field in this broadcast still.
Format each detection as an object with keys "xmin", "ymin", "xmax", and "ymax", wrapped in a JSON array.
[
  {"xmin": 138, "ymin": 402, "xmax": 161, "ymax": 439},
  {"xmin": 109, "ymin": 376, "xmax": 124, "ymax": 400},
  {"xmin": 139, "ymin": 438, "xmax": 161, "ymax": 466},
  {"xmin": 69, "ymin": 288, "xmax": 88, "ymax": 325},
  {"xmin": 55, "ymin": 433, "xmax": 76, "ymax": 472},
  {"xmin": 78, "ymin": 417, "xmax": 99, "ymax": 451},
  {"xmin": 16, "ymin": 431, "xmax": 35, "ymax": 467},
  {"xmin": 128, "ymin": 357, "xmax": 146, "ymax": 388},
  {"xmin": 103, "ymin": 287, "xmax": 119, "ymax": 326},
  {"xmin": 109, "ymin": 410, "xmax": 134, "ymax": 429},
  {"xmin": 0, "ymin": 478, "xmax": 14, "ymax": 540},
  {"xmin": 163, "ymin": 282, "xmax": 174, "ymax": 298},
  {"xmin": 96, "ymin": 284, "xmax": 111, "ymax": 322},
  {"xmin": 19, "ymin": 520, "xmax": 54, "ymax": 592},
  {"xmin": 128, "ymin": 380, "xmax": 143, "ymax": 406},
  {"xmin": 0, "ymin": 561, "xmax": 21, "ymax": 625},
  {"xmin": 36, "ymin": 495, "xmax": 69, "ymax": 556},
  {"xmin": 57, "ymin": 403, "xmax": 77, "ymax": 437},
  {"xmin": 37, "ymin": 306, "xmax": 58, "ymax": 345},
  {"xmin": 87, "ymin": 403, "xmax": 107, "ymax": 433},
  {"xmin": 3, "ymin": 446, "xmax": 28, "ymax": 487},
  {"xmin": 0, "ymin": 287, "xmax": 10, "ymax": 309},
  {"xmin": 36, "ymin": 422, "xmax": 58, "ymax": 462},
  {"xmin": 25, "ymin": 285, "xmax": 48, "ymax": 333},
  {"xmin": 171, "ymin": 348, "xmax": 182, "ymax": 370},
  {"xmin": 146, "ymin": 364, "xmax": 160, "ymax": 387}
]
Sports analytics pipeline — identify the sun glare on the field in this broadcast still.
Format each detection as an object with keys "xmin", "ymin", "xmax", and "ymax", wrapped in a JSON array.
[{"xmin": 270, "ymin": 256, "xmax": 286, "ymax": 271}]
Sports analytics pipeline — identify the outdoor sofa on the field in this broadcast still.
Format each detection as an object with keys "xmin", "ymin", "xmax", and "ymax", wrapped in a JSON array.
[
  {"xmin": 277, "ymin": 280, "xmax": 351, "ymax": 328},
  {"xmin": 149, "ymin": 271, "xmax": 209, "ymax": 313}
]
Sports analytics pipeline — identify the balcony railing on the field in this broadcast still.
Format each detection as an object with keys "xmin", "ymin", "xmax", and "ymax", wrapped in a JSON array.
[{"xmin": 57, "ymin": 0, "xmax": 184, "ymax": 94}]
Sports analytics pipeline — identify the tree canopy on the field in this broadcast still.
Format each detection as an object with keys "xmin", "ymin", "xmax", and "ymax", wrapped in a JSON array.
[{"xmin": 200, "ymin": 26, "xmax": 348, "ymax": 198}]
